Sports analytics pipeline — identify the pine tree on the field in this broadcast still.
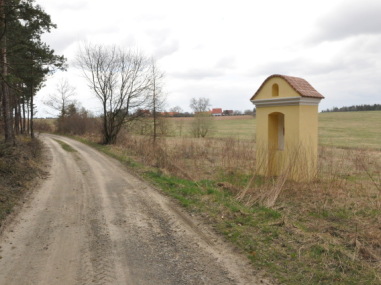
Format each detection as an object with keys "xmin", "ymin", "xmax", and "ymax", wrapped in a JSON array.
[{"xmin": 0, "ymin": 0, "xmax": 66, "ymax": 143}]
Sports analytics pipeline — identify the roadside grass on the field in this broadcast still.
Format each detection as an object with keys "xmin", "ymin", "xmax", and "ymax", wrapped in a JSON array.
[
  {"xmin": 74, "ymin": 137, "xmax": 140, "ymax": 169},
  {"xmin": 0, "ymin": 136, "xmax": 44, "ymax": 227},
  {"xmin": 77, "ymin": 131, "xmax": 381, "ymax": 284}
]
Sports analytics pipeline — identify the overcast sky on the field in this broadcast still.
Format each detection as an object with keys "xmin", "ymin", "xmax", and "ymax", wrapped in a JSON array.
[{"xmin": 35, "ymin": 0, "xmax": 381, "ymax": 117}]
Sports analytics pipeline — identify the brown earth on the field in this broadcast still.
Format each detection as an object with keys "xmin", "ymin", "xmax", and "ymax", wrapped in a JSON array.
[{"xmin": 0, "ymin": 134, "xmax": 268, "ymax": 285}]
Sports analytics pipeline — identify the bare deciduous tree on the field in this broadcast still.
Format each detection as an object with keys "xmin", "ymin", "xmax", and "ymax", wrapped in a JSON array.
[
  {"xmin": 169, "ymin": 106, "xmax": 183, "ymax": 114},
  {"xmin": 148, "ymin": 59, "xmax": 166, "ymax": 143},
  {"xmin": 190, "ymin": 113, "xmax": 214, "ymax": 138},
  {"xmin": 45, "ymin": 78, "xmax": 76, "ymax": 118},
  {"xmin": 76, "ymin": 43, "xmax": 152, "ymax": 144},
  {"xmin": 189, "ymin": 97, "xmax": 213, "ymax": 138},
  {"xmin": 190, "ymin": 97, "xmax": 210, "ymax": 113}
]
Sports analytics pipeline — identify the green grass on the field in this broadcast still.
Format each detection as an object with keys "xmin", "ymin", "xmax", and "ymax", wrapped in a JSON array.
[
  {"xmin": 53, "ymin": 139, "xmax": 77, "ymax": 152},
  {"xmin": 144, "ymin": 170, "xmax": 379, "ymax": 284},
  {"xmin": 319, "ymin": 111, "xmax": 381, "ymax": 149},
  {"xmin": 167, "ymin": 116, "xmax": 256, "ymax": 140},
  {"xmin": 212, "ymin": 117, "xmax": 256, "ymax": 139}
]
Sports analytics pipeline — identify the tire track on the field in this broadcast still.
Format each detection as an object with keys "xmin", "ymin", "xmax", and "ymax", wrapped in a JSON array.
[{"xmin": 72, "ymin": 152, "xmax": 117, "ymax": 285}]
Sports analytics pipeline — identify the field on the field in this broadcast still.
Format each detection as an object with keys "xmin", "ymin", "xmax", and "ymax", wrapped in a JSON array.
[
  {"xmin": 165, "ymin": 111, "xmax": 381, "ymax": 149},
  {"xmin": 318, "ymin": 111, "xmax": 381, "ymax": 149},
  {"xmin": 36, "ymin": 111, "xmax": 381, "ymax": 149}
]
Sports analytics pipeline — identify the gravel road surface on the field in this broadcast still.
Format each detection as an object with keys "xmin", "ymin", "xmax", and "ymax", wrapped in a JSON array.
[{"xmin": 0, "ymin": 134, "xmax": 268, "ymax": 285}]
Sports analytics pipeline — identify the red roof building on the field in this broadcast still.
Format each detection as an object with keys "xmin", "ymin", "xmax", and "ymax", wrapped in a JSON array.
[{"xmin": 211, "ymin": 108, "xmax": 223, "ymax": 116}]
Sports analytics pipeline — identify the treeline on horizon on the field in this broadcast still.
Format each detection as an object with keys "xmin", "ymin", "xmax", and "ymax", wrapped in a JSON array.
[{"xmin": 322, "ymin": 104, "xmax": 381, "ymax": 113}]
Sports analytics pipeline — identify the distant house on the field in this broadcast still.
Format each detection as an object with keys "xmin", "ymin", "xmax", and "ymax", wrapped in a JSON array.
[
  {"xmin": 136, "ymin": 109, "xmax": 151, "ymax": 117},
  {"xmin": 160, "ymin": 112, "xmax": 179, "ymax": 117},
  {"xmin": 223, "ymin": 110, "xmax": 234, "ymax": 116},
  {"xmin": 211, "ymin": 108, "xmax": 223, "ymax": 116}
]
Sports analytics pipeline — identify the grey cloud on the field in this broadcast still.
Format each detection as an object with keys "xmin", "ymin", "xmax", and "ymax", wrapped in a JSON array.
[
  {"xmin": 145, "ymin": 28, "xmax": 180, "ymax": 59},
  {"xmin": 54, "ymin": 2, "xmax": 88, "ymax": 11},
  {"xmin": 251, "ymin": 59, "xmax": 306, "ymax": 77},
  {"xmin": 153, "ymin": 40, "xmax": 179, "ymax": 59},
  {"xmin": 136, "ymin": 14, "xmax": 166, "ymax": 24},
  {"xmin": 249, "ymin": 42, "xmax": 381, "ymax": 79},
  {"xmin": 146, "ymin": 28, "xmax": 172, "ymax": 46},
  {"xmin": 215, "ymin": 56, "xmax": 236, "ymax": 69},
  {"xmin": 168, "ymin": 82, "xmax": 254, "ymax": 112},
  {"xmin": 171, "ymin": 69, "xmax": 225, "ymax": 80},
  {"xmin": 45, "ymin": 23, "xmax": 118, "ymax": 53},
  {"xmin": 44, "ymin": 32, "xmax": 82, "ymax": 53},
  {"xmin": 313, "ymin": 0, "xmax": 381, "ymax": 42},
  {"xmin": 247, "ymin": 59, "xmax": 340, "ymax": 78},
  {"xmin": 167, "ymin": 84, "xmax": 252, "ymax": 112},
  {"xmin": 317, "ymin": 71, "xmax": 381, "ymax": 110}
]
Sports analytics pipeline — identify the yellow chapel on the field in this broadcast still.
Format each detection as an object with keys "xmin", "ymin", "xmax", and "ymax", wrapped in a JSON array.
[{"xmin": 251, "ymin": 74, "xmax": 324, "ymax": 181}]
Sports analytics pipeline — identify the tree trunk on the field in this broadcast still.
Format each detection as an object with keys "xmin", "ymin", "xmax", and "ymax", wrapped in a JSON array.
[
  {"xmin": 1, "ymin": 47, "xmax": 14, "ymax": 144},
  {"xmin": 102, "ymin": 103, "xmax": 109, "ymax": 144},
  {"xmin": 21, "ymin": 98, "xmax": 26, "ymax": 134},
  {"xmin": 0, "ymin": 81, "xmax": 12, "ymax": 142},
  {"xmin": 1, "ymin": 0, "xmax": 14, "ymax": 144},
  {"xmin": 26, "ymin": 97, "xmax": 30, "ymax": 134},
  {"xmin": 152, "ymin": 78, "xmax": 157, "ymax": 143},
  {"xmin": 30, "ymin": 83, "xmax": 34, "ymax": 138},
  {"xmin": 14, "ymin": 98, "xmax": 20, "ymax": 135}
]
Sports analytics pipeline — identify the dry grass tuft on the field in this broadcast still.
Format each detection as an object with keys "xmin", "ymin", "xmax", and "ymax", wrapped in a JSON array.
[{"xmin": 0, "ymin": 137, "xmax": 45, "ymax": 227}]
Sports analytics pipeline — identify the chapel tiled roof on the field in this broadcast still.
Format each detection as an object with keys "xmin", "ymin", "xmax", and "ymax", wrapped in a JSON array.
[{"xmin": 251, "ymin": 74, "xmax": 325, "ymax": 100}]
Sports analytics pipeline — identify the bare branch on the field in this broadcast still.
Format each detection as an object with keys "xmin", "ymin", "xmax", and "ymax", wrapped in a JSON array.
[
  {"xmin": 44, "ymin": 78, "xmax": 76, "ymax": 117},
  {"xmin": 190, "ymin": 97, "xmax": 211, "ymax": 113},
  {"xmin": 75, "ymin": 43, "xmax": 154, "ymax": 144}
]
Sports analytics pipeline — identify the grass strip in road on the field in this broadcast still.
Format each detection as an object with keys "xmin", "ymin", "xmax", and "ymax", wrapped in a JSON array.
[{"xmin": 53, "ymin": 139, "xmax": 77, "ymax": 152}]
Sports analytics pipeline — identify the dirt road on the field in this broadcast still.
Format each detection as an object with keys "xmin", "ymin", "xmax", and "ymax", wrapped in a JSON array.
[{"xmin": 0, "ymin": 134, "xmax": 267, "ymax": 285}]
